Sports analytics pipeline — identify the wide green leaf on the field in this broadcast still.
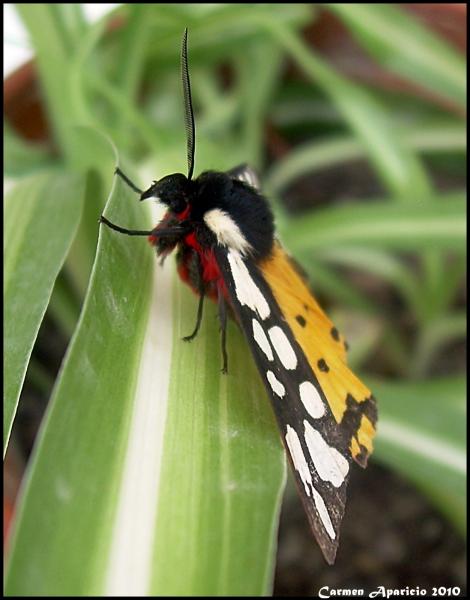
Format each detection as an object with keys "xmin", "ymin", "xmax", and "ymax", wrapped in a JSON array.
[
  {"xmin": 4, "ymin": 173, "xmax": 153, "ymax": 594},
  {"xmin": 5, "ymin": 170, "xmax": 285, "ymax": 595},
  {"xmin": 148, "ymin": 281, "xmax": 284, "ymax": 595},
  {"xmin": 4, "ymin": 171, "xmax": 84, "ymax": 456}
]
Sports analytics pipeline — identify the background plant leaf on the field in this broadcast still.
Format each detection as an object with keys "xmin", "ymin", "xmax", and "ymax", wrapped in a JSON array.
[
  {"xmin": 371, "ymin": 377, "xmax": 466, "ymax": 534},
  {"xmin": 263, "ymin": 19, "xmax": 433, "ymax": 202},
  {"xmin": 329, "ymin": 4, "xmax": 466, "ymax": 109},
  {"xmin": 280, "ymin": 194, "xmax": 465, "ymax": 254},
  {"xmin": 265, "ymin": 123, "xmax": 466, "ymax": 197},
  {"xmin": 4, "ymin": 171, "xmax": 84, "ymax": 455},
  {"xmin": 4, "ymin": 124, "xmax": 55, "ymax": 177}
]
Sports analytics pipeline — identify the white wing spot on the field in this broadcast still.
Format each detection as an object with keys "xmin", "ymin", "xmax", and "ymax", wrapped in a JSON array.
[
  {"xmin": 312, "ymin": 488, "xmax": 336, "ymax": 539},
  {"xmin": 299, "ymin": 381, "xmax": 325, "ymax": 419},
  {"xmin": 204, "ymin": 208, "xmax": 252, "ymax": 256},
  {"xmin": 268, "ymin": 326, "xmax": 297, "ymax": 370},
  {"xmin": 285, "ymin": 425, "xmax": 312, "ymax": 496},
  {"xmin": 252, "ymin": 319, "xmax": 274, "ymax": 361},
  {"xmin": 266, "ymin": 370, "xmax": 285, "ymax": 397},
  {"xmin": 227, "ymin": 250, "xmax": 270, "ymax": 319},
  {"xmin": 285, "ymin": 425, "xmax": 336, "ymax": 539},
  {"xmin": 303, "ymin": 420, "xmax": 349, "ymax": 487}
]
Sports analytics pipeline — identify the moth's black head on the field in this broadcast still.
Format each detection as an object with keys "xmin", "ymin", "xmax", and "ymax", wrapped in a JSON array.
[{"xmin": 140, "ymin": 173, "xmax": 190, "ymax": 214}]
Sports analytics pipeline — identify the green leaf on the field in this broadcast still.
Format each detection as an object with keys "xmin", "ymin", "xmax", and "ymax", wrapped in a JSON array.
[
  {"xmin": 280, "ymin": 194, "xmax": 466, "ymax": 253},
  {"xmin": 5, "ymin": 173, "xmax": 285, "ymax": 595},
  {"xmin": 409, "ymin": 312, "xmax": 467, "ymax": 378},
  {"xmin": 140, "ymin": 4, "xmax": 311, "ymax": 65},
  {"xmin": 149, "ymin": 280, "xmax": 285, "ymax": 596},
  {"xmin": 4, "ymin": 123, "xmax": 54, "ymax": 177},
  {"xmin": 4, "ymin": 175, "xmax": 153, "ymax": 594},
  {"xmin": 48, "ymin": 272, "xmax": 82, "ymax": 338},
  {"xmin": 265, "ymin": 123, "xmax": 466, "ymax": 197},
  {"xmin": 63, "ymin": 127, "xmax": 118, "ymax": 298},
  {"xmin": 14, "ymin": 4, "xmax": 79, "ymax": 164},
  {"xmin": 312, "ymin": 247, "xmax": 424, "ymax": 321},
  {"xmin": 235, "ymin": 39, "xmax": 284, "ymax": 167},
  {"xmin": 370, "ymin": 377, "xmax": 466, "ymax": 534},
  {"xmin": 330, "ymin": 4, "xmax": 466, "ymax": 109},
  {"xmin": 263, "ymin": 20, "xmax": 433, "ymax": 201},
  {"xmin": 297, "ymin": 258, "xmax": 379, "ymax": 314},
  {"xmin": 115, "ymin": 5, "xmax": 154, "ymax": 102},
  {"xmin": 4, "ymin": 171, "xmax": 84, "ymax": 456}
]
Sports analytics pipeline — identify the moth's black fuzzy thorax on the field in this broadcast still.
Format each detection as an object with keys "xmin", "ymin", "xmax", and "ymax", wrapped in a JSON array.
[{"xmin": 191, "ymin": 170, "xmax": 275, "ymax": 259}]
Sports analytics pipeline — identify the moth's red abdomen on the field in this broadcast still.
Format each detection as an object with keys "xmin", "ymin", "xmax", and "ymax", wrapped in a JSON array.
[
  {"xmin": 177, "ymin": 205, "xmax": 191, "ymax": 221},
  {"xmin": 202, "ymin": 249, "xmax": 221, "ymax": 283},
  {"xmin": 184, "ymin": 231, "xmax": 199, "ymax": 250},
  {"xmin": 178, "ymin": 235, "xmax": 226, "ymax": 302}
]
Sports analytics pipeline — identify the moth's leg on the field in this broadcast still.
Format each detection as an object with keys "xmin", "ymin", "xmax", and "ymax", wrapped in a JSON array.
[
  {"xmin": 182, "ymin": 292, "xmax": 205, "ymax": 342},
  {"xmin": 114, "ymin": 167, "xmax": 143, "ymax": 195},
  {"xmin": 217, "ymin": 285, "xmax": 228, "ymax": 375},
  {"xmin": 183, "ymin": 254, "xmax": 205, "ymax": 342},
  {"xmin": 99, "ymin": 215, "xmax": 153, "ymax": 236}
]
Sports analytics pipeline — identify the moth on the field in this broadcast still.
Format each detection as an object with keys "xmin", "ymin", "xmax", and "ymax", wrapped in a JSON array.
[{"xmin": 100, "ymin": 29, "xmax": 377, "ymax": 565}]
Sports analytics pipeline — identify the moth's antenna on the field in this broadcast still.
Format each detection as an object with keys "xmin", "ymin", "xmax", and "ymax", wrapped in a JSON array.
[{"xmin": 181, "ymin": 28, "xmax": 195, "ymax": 181}]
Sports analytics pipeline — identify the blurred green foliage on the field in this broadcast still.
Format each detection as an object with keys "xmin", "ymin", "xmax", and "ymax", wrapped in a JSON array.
[{"xmin": 4, "ymin": 3, "xmax": 466, "ymax": 594}]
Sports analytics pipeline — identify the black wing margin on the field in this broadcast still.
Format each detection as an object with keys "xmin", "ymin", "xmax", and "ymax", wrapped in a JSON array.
[{"xmin": 214, "ymin": 247, "xmax": 354, "ymax": 564}]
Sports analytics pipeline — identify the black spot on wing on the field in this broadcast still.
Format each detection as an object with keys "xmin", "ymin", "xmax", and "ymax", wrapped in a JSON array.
[
  {"xmin": 295, "ymin": 314, "xmax": 306, "ymax": 327},
  {"xmin": 318, "ymin": 358, "xmax": 329, "ymax": 372},
  {"xmin": 331, "ymin": 327, "xmax": 340, "ymax": 341}
]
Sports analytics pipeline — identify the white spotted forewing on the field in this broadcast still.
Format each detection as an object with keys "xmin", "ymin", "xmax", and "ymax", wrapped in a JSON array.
[{"xmin": 214, "ymin": 243, "xmax": 376, "ymax": 564}]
